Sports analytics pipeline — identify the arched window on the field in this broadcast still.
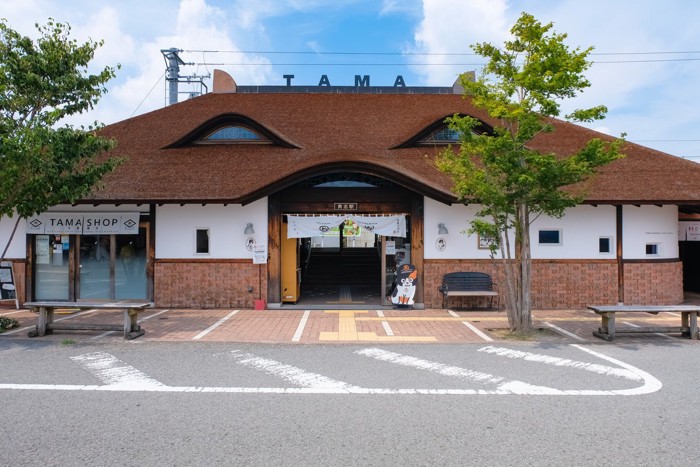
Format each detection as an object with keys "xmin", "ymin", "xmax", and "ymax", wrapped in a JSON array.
[
  {"xmin": 421, "ymin": 126, "xmax": 461, "ymax": 144},
  {"xmin": 203, "ymin": 125, "xmax": 265, "ymax": 142}
]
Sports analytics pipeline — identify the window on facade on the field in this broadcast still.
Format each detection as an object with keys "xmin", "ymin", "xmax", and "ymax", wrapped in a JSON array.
[
  {"xmin": 202, "ymin": 126, "xmax": 265, "ymax": 143},
  {"xmin": 422, "ymin": 126, "xmax": 461, "ymax": 144},
  {"xmin": 195, "ymin": 229, "xmax": 210, "ymax": 254},
  {"xmin": 538, "ymin": 229, "xmax": 562, "ymax": 245},
  {"xmin": 646, "ymin": 243, "xmax": 659, "ymax": 255},
  {"xmin": 599, "ymin": 237, "xmax": 612, "ymax": 254}
]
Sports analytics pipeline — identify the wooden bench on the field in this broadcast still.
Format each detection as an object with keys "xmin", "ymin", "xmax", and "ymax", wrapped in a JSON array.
[
  {"xmin": 587, "ymin": 305, "xmax": 700, "ymax": 341},
  {"xmin": 25, "ymin": 301, "xmax": 153, "ymax": 340},
  {"xmin": 438, "ymin": 272, "xmax": 498, "ymax": 309}
]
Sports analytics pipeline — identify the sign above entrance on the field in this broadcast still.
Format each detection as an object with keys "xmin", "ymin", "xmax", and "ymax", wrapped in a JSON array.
[
  {"xmin": 333, "ymin": 203, "xmax": 358, "ymax": 211},
  {"xmin": 26, "ymin": 212, "xmax": 141, "ymax": 235},
  {"xmin": 287, "ymin": 214, "xmax": 406, "ymax": 238}
]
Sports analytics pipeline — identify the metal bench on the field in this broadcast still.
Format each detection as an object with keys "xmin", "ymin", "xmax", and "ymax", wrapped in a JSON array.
[
  {"xmin": 438, "ymin": 272, "xmax": 498, "ymax": 309},
  {"xmin": 587, "ymin": 305, "xmax": 700, "ymax": 341}
]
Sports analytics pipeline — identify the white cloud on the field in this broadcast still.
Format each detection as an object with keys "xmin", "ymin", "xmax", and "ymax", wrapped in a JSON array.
[{"xmin": 409, "ymin": 0, "xmax": 508, "ymax": 85}]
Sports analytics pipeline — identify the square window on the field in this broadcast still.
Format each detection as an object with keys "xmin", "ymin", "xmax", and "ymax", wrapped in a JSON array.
[
  {"xmin": 196, "ymin": 229, "xmax": 210, "ymax": 254},
  {"xmin": 646, "ymin": 244, "xmax": 658, "ymax": 255},
  {"xmin": 599, "ymin": 237, "xmax": 611, "ymax": 253},
  {"xmin": 538, "ymin": 229, "xmax": 561, "ymax": 245}
]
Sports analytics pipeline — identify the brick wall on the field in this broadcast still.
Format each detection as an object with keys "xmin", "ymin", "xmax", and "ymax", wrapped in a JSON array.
[
  {"xmin": 624, "ymin": 261, "xmax": 684, "ymax": 305},
  {"xmin": 155, "ymin": 260, "xmax": 268, "ymax": 308},
  {"xmin": 424, "ymin": 259, "xmax": 683, "ymax": 309}
]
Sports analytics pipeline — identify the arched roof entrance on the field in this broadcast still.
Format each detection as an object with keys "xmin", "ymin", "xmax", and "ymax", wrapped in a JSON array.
[{"xmin": 267, "ymin": 168, "xmax": 425, "ymax": 307}]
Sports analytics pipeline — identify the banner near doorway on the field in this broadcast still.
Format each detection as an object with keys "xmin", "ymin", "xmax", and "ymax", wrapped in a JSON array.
[{"xmin": 287, "ymin": 214, "xmax": 406, "ymax": 238}]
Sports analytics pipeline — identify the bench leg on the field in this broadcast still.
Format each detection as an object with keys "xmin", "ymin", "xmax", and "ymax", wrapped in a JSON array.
[
  {"xmin": 689, "ymin": 312, "xmax": 698, "ymax": 340},
  {"xmin": 123, "ymin": 309, "xmax": 144, "ymax": 340},
  {"xmin": 593, "ymin": 312, "xmax": 616, "ymax": 341}
]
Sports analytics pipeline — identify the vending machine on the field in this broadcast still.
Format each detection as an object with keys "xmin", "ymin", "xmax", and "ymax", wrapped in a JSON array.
[{"xmin": 281, "ymin": 223, "xmax": 300, "ymax": 303}]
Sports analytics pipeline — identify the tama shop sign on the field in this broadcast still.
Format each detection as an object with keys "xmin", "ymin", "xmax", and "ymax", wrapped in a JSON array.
[{"xmin": 26, "ymin": 212, "xmax": 140, "ymax": 235}]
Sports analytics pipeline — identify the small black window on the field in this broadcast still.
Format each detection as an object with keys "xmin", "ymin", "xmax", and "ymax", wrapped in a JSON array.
[
  {"xmin": 538, "ymin": 230, "xmax": 561, "ymax": 245},
  {"xmin": 599, "ymin": 237, "xmax": 611, "ymax": 253},
  {"xmin": 646, "ymin": 244, "xmax": 658, "ymax": 255},
  {"xmin": 196, "ymin": 229, "xmax": 210, "ymax": 254}
]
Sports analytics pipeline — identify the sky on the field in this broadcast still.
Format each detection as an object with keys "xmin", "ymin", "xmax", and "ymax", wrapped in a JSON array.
[{"xmin": 2, "ymin": 0, "xmax": 699, "ymax": 163}]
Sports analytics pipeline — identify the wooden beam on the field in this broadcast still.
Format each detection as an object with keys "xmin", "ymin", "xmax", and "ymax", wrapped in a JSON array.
[
  {"xmin": 267, "ymin": 194, "xmax": 282, "ymax": 303},
  {"xmin": 411, "ymin": 193, "xmax": 424, "ymax": 304},
  {"xmin": 616, "ymin": 205, "xmax": 624, "ymax": 304}
]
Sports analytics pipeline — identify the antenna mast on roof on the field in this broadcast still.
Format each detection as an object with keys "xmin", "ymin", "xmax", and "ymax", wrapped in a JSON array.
[{"xmin": 160, "ymin": 48, "xmax": 210, "ymax": 105}]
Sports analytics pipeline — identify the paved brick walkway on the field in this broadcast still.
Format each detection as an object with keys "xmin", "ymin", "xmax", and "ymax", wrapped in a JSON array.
[{"xmin": 2, "ymin": 300, "xmax": 699, "ymax": 345}]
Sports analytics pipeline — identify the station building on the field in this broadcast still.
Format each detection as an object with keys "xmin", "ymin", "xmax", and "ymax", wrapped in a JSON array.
[{"xmin": 2, "ymin": 71, "xmax": 699, "ymax": 309}]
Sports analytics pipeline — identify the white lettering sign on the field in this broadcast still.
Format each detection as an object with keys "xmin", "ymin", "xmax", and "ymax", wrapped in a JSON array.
[{"xmin": 26, "ymin": 213, "xmax": 141, "ymax": 235}]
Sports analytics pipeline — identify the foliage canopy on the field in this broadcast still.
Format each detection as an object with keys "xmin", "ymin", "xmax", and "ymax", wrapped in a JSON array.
[
  {"xmin": 436, "ymin": 12, "xmax": 624, "ymax": 332},
  {"xmin": 0, "ymin": 18, "xmax": 121, "ymax": 220}
]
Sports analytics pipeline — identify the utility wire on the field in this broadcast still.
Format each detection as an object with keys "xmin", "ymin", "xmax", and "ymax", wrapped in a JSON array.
[{"xmin": 184, "ymin": 48, "xmax": 700, "ymax": 56}]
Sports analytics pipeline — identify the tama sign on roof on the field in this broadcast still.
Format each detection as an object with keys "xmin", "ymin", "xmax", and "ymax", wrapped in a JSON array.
[{"xmin": 26, "ymin": 212, "xmax": 140, "ymax": 235}]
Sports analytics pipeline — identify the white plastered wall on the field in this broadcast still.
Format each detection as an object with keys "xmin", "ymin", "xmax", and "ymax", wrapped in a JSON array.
[
  {"xmin": 529, "ymin": 205, "xmax": 617, "ymax": 259},
  {"xmin": 622, "ymin": 205, "xmax": 678, "ymax": 259},
  {"xmin": 424, "ymin": 198, "xmax": 673, "ymax": 260},
  {"xmin": 155, "ymin": 198, "xmax": 268, "ymax": 259}
]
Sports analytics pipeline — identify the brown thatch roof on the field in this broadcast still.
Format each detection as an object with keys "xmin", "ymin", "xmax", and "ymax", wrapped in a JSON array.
[{"xmin": 90, "ymin": 91, "xmax": 700, "ymax": 205}]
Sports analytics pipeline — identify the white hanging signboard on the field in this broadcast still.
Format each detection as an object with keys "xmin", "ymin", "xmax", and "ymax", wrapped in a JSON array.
[
  {"xmin": 25, "ymin": 213, "xmax": 141, "ymax": 235},
  {"xmin": 286, "ymin": 214, "xmax": 406, "ymax": 238}
]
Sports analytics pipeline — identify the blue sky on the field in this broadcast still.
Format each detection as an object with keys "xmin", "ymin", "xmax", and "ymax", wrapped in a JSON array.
[{"xmin": 2, "ymin": 0, "xmax": 699, "ymax": 162}]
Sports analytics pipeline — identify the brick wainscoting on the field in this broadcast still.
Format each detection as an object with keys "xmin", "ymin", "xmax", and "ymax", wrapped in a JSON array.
[
  {"xmin": 624, "ymin": 261, "xmax": 684, "ymax": 305},
  {"xmin": 424, "ymin": 259, "xmax": 683, "ymax": 309},
  {"xmin": 155, "ymin": 260, "xmax": 268, "ymax": 308}
]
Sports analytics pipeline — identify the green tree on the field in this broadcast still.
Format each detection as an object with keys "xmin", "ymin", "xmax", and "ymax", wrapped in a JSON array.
[
  {"xmin": 436, "ymin": 12, "xmax": 624, "ymax": 333},
  {"xmin": 0, "ymin": 18, "xmax": 121, "ymax": 259}
]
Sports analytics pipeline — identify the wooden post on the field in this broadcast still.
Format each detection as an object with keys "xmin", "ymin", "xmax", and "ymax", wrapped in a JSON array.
[
  {"xmin": 268, "ymin": 195, "xmax": 281, "ymax": 303},
  {"xmin": 616, "ymin": 205, "xmax": 624, "ymax": 304},
  {"xmin": 410, "ymin": 193, "xmax": 424, "ymax": 304}
]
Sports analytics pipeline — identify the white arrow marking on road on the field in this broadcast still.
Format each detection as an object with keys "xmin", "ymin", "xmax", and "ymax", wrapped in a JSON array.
[
  {"xmin": 70, "ymin": 352, "xmax": 165, "ymax": 389},
  {"xmin": 230, "ymin": 351, "xmax": 363, "ymax": 392},
  {"xmin": 0, "ymin": 345, "xmax": 662, "ymax": 396},
  {"xmin": 477, "ymin": 346, "xmax": 642, "ymax": 380},
  {"xmin": 355, "ymin": 347, "xmax": 562, "ymax": 394}
]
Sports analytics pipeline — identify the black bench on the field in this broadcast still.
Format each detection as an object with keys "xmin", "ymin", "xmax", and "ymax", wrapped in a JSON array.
[{"xmin": 439, "ymin": 272, "xmax": 498, "ymax": 309}]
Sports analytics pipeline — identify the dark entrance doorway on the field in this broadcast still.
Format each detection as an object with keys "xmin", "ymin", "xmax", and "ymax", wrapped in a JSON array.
[{"xmin": 269, "ymin": 172, "xmax": 424, "ymax": 307}]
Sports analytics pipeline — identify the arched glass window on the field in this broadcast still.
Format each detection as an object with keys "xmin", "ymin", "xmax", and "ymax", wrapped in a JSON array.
[
  {"xmin": 204, "ymin": 126, "xmax": 263, "ymax": 141},
  {"xmin": 422, "ymin": 126, "xmax": 461, "ymax": 144}
]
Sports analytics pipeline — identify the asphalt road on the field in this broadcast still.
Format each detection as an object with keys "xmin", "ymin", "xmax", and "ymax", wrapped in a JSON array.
[{"xmin": 1, "ymin": 339, "xmax": 698, "ymax": 466}]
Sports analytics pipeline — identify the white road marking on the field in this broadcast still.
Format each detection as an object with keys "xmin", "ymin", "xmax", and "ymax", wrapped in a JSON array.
[
  {"xmin": 355, "ymin": 347, "xmax": 560, "ymax": 394},
  {"xmin": 447, "ymin": 310, "xmax": 493, "ymax": 341},
  {"xmin": 192, "ymin": 310, "xmax": 240, "ymax": 340},
  {"xmin": 543, "ymin": 321, "xmax": 587, "ymax": 341},
  {"xmin": 376, "ymin": 310, "xmax": 394, "ymax": 336},
  {"xmin": 0, "ymin": 309, "xmax": 25, "ymax": 316},
  {"xmin": 1, "ymin": 308, "xmax": 100, "ymax": 336},
  {"xmin": 477, "ymin": 346, "xmax": 641, "ymax": 380},
  {"xmin": 230, "ymin": 351, "xmax": 362, "ymax": 391},
  {"xmin": 570, "ymin": 344, "xmax": 663, "ymax": 395},
  {"xmin": 292, "ymin": 310, "xmax": 310, "ymax": 342},
  {"xmin": 91, "ymin": 309, "xmax": 171, "ymax": 340},
  {"xmin": 0, "ymin": 346, "xmax": 663, "ymax": 396},
  {"xmin": 70, "ymin": 352, "xmax": 165, "ymax": 389},
  {"xmin": 461, "ymin": 321, "xmax": 493, "ymax": 341},
  {"xmin": 623, "ymin": 322, "xmax": 673, "ymax": 339}
]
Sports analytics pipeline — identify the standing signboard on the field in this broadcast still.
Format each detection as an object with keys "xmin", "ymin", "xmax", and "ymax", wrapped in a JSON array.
[{"xmin": 0, "ymin": 261, "xmax": 18, "ymax": 309}]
